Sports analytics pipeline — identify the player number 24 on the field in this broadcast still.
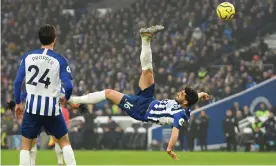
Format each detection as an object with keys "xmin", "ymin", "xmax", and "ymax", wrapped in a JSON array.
[{"xmin": 26, "ymin": 65, "xmax": 51, "ymax": 88}]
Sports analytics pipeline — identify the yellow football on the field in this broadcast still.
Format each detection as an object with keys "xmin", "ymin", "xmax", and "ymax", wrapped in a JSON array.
[{"xmin": 216, "ymin": 2, "xmax": 235, "ymax": 20}]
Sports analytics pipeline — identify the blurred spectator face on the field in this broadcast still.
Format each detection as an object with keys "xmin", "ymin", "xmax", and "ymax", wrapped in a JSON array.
[
  {"xmin": 200, "ymin": 110, "xmax": 206, "ymax": 117},
  {"xmin": 168, "ymin": 75, "xmax": 173, "ymax": 82},
  {"xmin": 268, "ymin": 112, "xmax": 274, "ymax": 118},
  {"xmin": 255, "ymin": 127, "xmax": 260, "ymax": 132},
  {"xmin": 226, "ymin": 110, "xmax": 232, "ymax": 117},
  {"xmin": 236, "ymin": 111, "xmax": 242, "ymax": 118},
  {"xmin": 234, "ymin": 102, "xmax": 239, "ymax": 109},
  {"xmin": 217, "ymin": 81, "xmax": 222, "ymax": 88},
  {"xmin": 225, "ymin": 86, "xmax": 231, "ymax": 94},
  {"xmin": 263, "ymin": 71, "xmax": 269, "ymax": 79},
  {"xmin": 190, "ymin": 114, "xmax": 195, "ymax": 120},
  {"xmin": 260, "ymin": 103, "xmax": 265, "ymax": 110},
  {"xmin": 240, "ymin": 65, "xmax": 245, "ymax": 72},
  {"xmin": 243, "ymin": 105, "xmax": 249, "ymax": 113}
]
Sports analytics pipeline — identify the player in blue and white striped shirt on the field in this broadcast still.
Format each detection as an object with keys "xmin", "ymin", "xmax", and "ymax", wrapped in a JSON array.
[
  {"xmin": 14, "ymin": 24, "xmax": 76, "ymax": 165},
  {"xmin": 63, "ymin": 25, "xmax": 210, "ymax": 160}
]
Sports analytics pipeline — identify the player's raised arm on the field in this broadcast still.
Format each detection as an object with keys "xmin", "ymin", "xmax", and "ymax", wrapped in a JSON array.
[{"xmin": 60, "ymin": 58, "xmax": 73, "ymax": 101}]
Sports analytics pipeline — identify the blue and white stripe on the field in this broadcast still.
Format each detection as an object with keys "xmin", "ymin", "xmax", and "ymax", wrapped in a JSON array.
[
  {"xmin": 25, "ymin": 94, "xmax": 61, "ymax": 116},
  {"xmin": 146, "ymin": 99, "xmax": 190, "ymax": 126}
]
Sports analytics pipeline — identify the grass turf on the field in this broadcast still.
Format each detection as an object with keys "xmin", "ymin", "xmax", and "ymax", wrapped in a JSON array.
[{"xmin": 1, "ymin": 150, "xmax": 276, "ymax": 165}]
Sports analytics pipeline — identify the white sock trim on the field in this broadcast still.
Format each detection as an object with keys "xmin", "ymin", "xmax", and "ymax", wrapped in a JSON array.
[
  {"xmin": 140, "ymin": 46, "xmax": 153, "ymax": 70},
  {"xmin": 55, "ymin": 143, "xmax": 63, "ymax": 165},
  {"xmin": 62, "ymin": 145, "xmax": 76, "ymax": 166},
  {"xmin": 69, "ymin": 90, "xmax": 106, "ymax": 104},
  {"xmin": 30, "ymin": 144, "xmax": 37, "ymax": 166},
  {"xmin": 20, "ymin": 150, "xmax": 31, "ymax": 166},
  {"xmin": 141, "ymin": 37, "xmax": 151, "ymax": 46}
]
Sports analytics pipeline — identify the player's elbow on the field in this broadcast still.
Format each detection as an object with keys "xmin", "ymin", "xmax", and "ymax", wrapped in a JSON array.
[
  {"xmin": 63, "ymin": 80, "xmax": 73, "ymax": 100},
  {"xmin": 64, "ymin": 82, "xmax": 73, "ymax": 93}
]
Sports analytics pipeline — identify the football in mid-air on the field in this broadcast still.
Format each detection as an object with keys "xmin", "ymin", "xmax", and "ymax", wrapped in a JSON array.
[{"xmin": 216, "ymin": 2, "xmax": 235, "ymax": 20}]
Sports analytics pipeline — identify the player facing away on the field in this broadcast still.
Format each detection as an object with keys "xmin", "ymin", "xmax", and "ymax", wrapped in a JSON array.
[
  {"xmin": 64, "ymin": 25, "xmax": 210, "ymax": 160},
  {"xmin": 14, "ymin": 24, "xmax": 76, "ymax": 165},
  {"xmin": 8, "ymin": 88, "xmax": 86, "ymax": 165}
]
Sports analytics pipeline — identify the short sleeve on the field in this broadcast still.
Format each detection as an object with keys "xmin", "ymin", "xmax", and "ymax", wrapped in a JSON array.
[
  {"xmin": 173, "ymin": 112, "xmax": 185, "ymax": 129},
  {"xmin": 60, "ymin": 57, "xmax": 73, "ymax": 80}
]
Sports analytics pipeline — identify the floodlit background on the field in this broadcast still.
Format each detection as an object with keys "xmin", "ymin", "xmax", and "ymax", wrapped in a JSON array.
[{"xmin": 1, "ymin": 0, "xmax": 276, "ymax": 165}]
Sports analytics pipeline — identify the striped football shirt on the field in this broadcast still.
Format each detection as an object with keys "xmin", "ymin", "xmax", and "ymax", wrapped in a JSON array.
[
  {"xmin": 145, "ymin": 99, "xmax": 191, "ymax": 129},
  {"xmin": 14, "ymin": 48, "xmax": 73, "ymax": 116}
]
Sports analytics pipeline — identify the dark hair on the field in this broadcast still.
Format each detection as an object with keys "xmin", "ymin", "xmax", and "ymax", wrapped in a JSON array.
[
  {"xmin": 185, "ymin": 87, "xmax": 198, "ymax": 107},
  {"xmin": 38, "ymin": 24, "xmax": 56, "ymax": 45}
]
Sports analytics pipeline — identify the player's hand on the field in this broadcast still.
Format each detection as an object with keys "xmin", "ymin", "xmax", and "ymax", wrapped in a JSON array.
[
  {"xmin": 15, "ymin": 104, "xmax": 24, "ymax": 120},
  {"xmin": 199, "ymin": 92, "xmax": 210, "ymax": 101},
  {"xmin": 166, "ymin": 150, "xmax": 179, "ymax": 160},
  {"xmin": 59, "ymin": 96, "xmax": 67, "ymax": 106}
]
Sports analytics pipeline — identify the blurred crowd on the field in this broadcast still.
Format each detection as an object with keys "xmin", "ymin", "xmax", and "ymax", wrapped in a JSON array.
[
  {"xmin": 1, "ymin": 0, "xmax": 276, "ymax": 116},
  {"xmin": 1, "ymin": 0, "xmax": 276, "ymax": 150},
  {"xmin": 223, "ymin": 102, "xmax": 276, "ymax": 152}
]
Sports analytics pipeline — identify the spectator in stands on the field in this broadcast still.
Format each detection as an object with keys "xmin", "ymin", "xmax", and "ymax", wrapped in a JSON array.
[
  {"xmin": 262, "ymin": 112, "xmax": 276, "ymax": 151},
  {"xmin": 252, "ymin": 117, "xmax": 262, "ymax": 132},
  {"xmin": 198, "ymin": 110, "xmax": 209, "ymax": 151},
  {"xmin": 69, "ymin": 123, "xmax": 84, "ymax": 149},
  {"xmin": 223, "ymin": 110, "xmax": 239, "ymax": 151},
  {"xmin": 256, "ymin": 103, "xmax": 270, "ymax": 117},
  {"xmin": 70, "ymin": 108, "xmax": 81, "ymax": 119},
  {"xmin": 83, "ymin": 108, "xmax": 97, "ymax": 149},
  {"xmin": 242, "ymin": 105, "xmax": 252, "ymax": 118},
  {"xmin": 11, "ymin": 118, "xmax": 21, "ymax": 150},
  {"xmin": 232, "ymin": 102, "xmax": 242, "ymax": 117},
  {"xmin": 236, "ymin": 110, "xmax": 243, "ymax": 122},
  {"xmin": 246, "ymin": 76, "xmax": 257, "ymax": 89},
  {"xmin": 103, "ymin": 116, "xmax": 122, "ymax": 149},
  {"xmin": 252, "ymin": 127, "xmax": 265, "ymax": 152},
  {"xmin": 187, "ymin": 114, "xmax": 198, "ymax": 152}
]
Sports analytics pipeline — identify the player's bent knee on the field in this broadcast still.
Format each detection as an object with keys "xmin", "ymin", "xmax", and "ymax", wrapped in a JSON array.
[
  {"xmin": 104, "ymin": 89, "xmax": 114, "ymax": 98},
  {"xmin": 57, "ymin": 134, "xmax": 70, "ymax": 149},
  {"xmin": 21, "ymin": 136, "xmax": 33, "ymax": 150}
]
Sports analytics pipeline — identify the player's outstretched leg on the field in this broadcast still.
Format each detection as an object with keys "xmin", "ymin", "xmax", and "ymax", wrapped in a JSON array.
[
  {"xmin": 68, "ymin": 89, "xmax": 125, "ymax": 105},
  {"xmin": 139, "ymin": 25, "xmax": 164, "ymax": 90}
]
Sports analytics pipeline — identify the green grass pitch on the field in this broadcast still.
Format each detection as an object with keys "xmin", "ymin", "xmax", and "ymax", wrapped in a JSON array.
[{"xmin": 1, "ymin": 150, "xmax": 276, "ymax": 165}]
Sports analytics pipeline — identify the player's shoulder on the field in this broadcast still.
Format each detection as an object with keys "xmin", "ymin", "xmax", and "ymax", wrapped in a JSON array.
[
  {"xmin": 22, "ymin": 48, "xmax": 43, "ymax": 59},
  {"xmin": 46, "ymin": 50, "xmax": 69, "ymax": 65}
]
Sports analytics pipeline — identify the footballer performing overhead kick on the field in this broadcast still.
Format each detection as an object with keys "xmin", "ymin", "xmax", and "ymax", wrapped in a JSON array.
[{"xmin": 61, "ymin": 25, "xmax": 210, "ymax": 160}]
